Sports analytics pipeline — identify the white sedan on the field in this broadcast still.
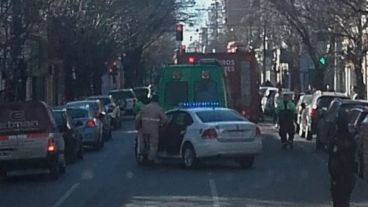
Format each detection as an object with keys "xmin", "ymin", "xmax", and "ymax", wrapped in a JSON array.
[{"xmin": 135, "ymin": 105, "xmax": 262, "ymax": 168}]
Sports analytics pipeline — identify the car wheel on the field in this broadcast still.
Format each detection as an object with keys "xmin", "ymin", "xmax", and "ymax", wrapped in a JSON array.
[
  {"xmin": 182, "ymin": 144, "xmax": 198, "ymax": 168},
  {"xmin": 237, "ymin": 156, "xmax": 255, "ymax": 168}
]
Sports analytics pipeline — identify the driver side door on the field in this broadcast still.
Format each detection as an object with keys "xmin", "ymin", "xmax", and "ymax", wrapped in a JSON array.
[{"xmin": 163, "ymin": 111, "xmax": 193, "ymax": 154}]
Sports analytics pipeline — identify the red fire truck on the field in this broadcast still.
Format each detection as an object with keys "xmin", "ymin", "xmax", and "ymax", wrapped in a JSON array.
[{"xmin": 176, "ymin": 50, "xmax": 261, "ymax": 122}]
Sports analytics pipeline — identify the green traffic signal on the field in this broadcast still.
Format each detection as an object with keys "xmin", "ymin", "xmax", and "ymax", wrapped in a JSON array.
[{"xmin": 319, "ymin": 56, "xmax": 327, "ymax": 65}]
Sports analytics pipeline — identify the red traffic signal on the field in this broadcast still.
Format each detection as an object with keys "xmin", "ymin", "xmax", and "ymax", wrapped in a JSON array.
[
  {"xmin": 188, "ymin": 56, "xmax": 195, "ymax": 64},
  {"xmin": 176, "ymin": 24, "xmax": 183, "ymax": 41}
]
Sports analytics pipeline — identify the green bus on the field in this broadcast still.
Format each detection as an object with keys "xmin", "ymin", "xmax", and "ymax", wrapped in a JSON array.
[{"xmin": 158, "ymin": 63, "xmax": 228, "ymax": 110}]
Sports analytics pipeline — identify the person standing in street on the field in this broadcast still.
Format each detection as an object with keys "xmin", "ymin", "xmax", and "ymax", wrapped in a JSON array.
[
  {"xmin": 135, "ymin": 94, "xmax": 167, "ymax": 164},
  {"xmin": 276, "ymin": 93, "xmax": 296, "ymax": 149},
  {"xmin": 328, "ymin": 114, "xmax": 357, "ymax": 207},
  {"xmin": 273, "ymin": 88, "xmax": 283, "ymax": 128}
]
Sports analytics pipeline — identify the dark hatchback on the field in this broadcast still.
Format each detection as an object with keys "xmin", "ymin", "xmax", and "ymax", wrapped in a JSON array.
[{"xmin": 52, "ymin": 108, "xmax": 84, "ymax": 163}]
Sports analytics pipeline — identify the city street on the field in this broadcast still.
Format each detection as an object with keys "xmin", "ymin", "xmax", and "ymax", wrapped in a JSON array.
[{"xmin": 1, "ymin": 118, "xmax": 368, "ymax": 207}]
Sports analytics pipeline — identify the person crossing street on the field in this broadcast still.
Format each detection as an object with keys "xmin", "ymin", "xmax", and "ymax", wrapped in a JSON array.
[{"xmin": 276, "ymin": 93, "xmax": 296, "ymax": 149}]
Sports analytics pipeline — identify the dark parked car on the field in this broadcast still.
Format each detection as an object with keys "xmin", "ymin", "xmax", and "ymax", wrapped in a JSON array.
[
  {"xmin": 52, "ymin": 108, "xmax": 84, "ymax": 163},
  {"xmin": 305, "ymin": 91, "xmax": 349, "ymax": 139},
  {"xmin": 87, "ymin": 95, "xmax": 122, "ymax": 129},
  {"xmin": 354, "ymin": 111, "xmax": 368, "ymax": 179},
  {"xmin": 316, "ymin": 99, "xmax": 368, "ymax": 150}
]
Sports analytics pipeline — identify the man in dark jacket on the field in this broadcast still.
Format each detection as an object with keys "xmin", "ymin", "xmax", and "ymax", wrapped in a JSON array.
[{"xmin": 328, "ymin": 114, "xmax": 357, "ymax": 207}]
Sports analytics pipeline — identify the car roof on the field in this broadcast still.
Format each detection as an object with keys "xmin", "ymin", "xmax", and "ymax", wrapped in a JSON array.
[
  {"xmin": 67, "ymin": 100, "xmax": 100, "ymax": 105},
  {"xmin": 88, "ymin": 95, "xmax": 111, "ymax": 99},
  {"xmin": 168, "ymin": 107, "xmax": 233, "ymax": 113},
  {"xmin": 109, "ymin": 89, "xmax": 133, "ymax": 92},
  {"xmin": 314, "ymin": 91, "xmax": 348, "ymax": 97},
  {"xmin": 338, "ymin": 99, "xmax": 368, "ymax": 105}
]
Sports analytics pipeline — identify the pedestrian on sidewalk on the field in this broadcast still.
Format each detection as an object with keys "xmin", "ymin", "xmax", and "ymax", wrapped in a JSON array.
[
  {"xmin": 275, "ymin": 93, "xmax": 296, "ymax": 149},
  {"xmin": 328, "ymin": 114, "xmax": 357, "ymax": 207}
]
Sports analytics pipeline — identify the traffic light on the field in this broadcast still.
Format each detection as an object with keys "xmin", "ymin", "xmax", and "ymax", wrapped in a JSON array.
[
  {"xmin": 176, "ymin": 24, "xmax": 183, "ymax": 41},
  {"xmin": 319, "ymin": 56, "xmax": 327, "ymax": 65}
]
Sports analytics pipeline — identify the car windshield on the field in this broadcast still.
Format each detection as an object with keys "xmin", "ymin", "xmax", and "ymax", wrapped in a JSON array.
[{"xmin": 196, "ymin": 110, "xmax": 246, "ymax": 123}]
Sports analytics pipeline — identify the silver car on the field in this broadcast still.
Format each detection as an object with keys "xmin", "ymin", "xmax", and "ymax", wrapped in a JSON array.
[{"xmin": 67, "ymin": 107, "xmax": 104, "ymax": 150}]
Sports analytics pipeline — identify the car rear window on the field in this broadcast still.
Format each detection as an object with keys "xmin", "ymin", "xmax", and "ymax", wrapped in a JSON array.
[
  {"xmin": 0, "ymin": 101, "xmax": 54, "ymax": 134},
  {"xmin": 340, "ymin": 103, "xmax": 368, "ymax": 114},
  {"xmin": 196, "ymin": 110, "xmax": 246, "ymax": 123},
  {"xmin": 134, "ymin": 88, "xmax": 149, "ymax": 98},
  {"xmin": 88, "ymin": 97, "xmax": 111, "ymax": 105},
  {"xmin": 68, "ymin": 102, "xmax": 99, "ymax": 113},
  {"xmin": 110, "ymin": 91, "xmax": 134, "ymax": 99},
  {"xmin": 68, "ymin": 108, "xmax": 89, "ymax": 119},
  {"xmin": 317, "ymin": 96, "xmax": 348, "ymax": 108}
]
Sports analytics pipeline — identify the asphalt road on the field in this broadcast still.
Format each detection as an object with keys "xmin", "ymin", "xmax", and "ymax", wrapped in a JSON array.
[{"xmin": 1, "ymin": 118, "xmax": 368, "ymax": 207}]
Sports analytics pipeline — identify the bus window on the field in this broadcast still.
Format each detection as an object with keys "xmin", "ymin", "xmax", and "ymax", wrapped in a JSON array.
[
  {"xmin": 165, "ymin": 81, "xmax": 188, "ymax": 106},
  {"xmin": 194, "ymin": 80, "xmax": 219, "ymax": 102}
]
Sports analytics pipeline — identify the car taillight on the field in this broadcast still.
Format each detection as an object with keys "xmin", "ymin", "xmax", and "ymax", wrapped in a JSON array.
[
  {"xmin": 47, "ymin": 138, "xmax": 56, "ymax": 152},
  {"xmin": 86, "ymin": 119, "xmax": 96, "ymax": 128},
  {"xmin": 309, "ymin": 107, "xmax": 317, "ymax": 118},
  {"xmin": 202, "ymin": 128, "xmax": 218, "ymax": 139},
  {"xmin": 256, "ymin": 126, "xmax": 261, "ymax": 136}
]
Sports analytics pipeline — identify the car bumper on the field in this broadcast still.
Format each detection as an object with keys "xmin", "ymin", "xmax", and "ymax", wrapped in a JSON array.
[
  {"xmin": 0, "ymin": 153, "xmax": 58, "ymax": 171},
  {"xmin": 195, "ymin": 138, "xmax": 262, "ymax": 159},
  {"xmin": 81, "ymin": 128, "xmax": 99, "ymax": 144}
]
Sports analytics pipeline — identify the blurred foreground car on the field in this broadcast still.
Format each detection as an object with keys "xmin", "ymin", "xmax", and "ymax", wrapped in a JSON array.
[
  {"xmin": 135, "ymin": 102, "xmax": 262, "ymax": 168},
  {"xmin": 317, "ymin": 99, "xmax": 368, "ymax": 150},
  {"xmin": 0, "ymin": 101, "xmax": 66, "ymax": 179}
]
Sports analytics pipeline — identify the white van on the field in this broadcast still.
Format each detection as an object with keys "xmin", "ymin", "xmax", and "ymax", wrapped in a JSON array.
[{"xmin": 0, "ymin": 101, "xmax": 66, "ymax": 179}]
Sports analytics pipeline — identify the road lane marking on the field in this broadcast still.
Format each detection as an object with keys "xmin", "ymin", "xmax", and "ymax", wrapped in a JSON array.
[
  {"xmin": 209, "ymin": 179, "xmax": 220, "ymax": 207},
  {"xmin": 52, "ymin": 182, "xmax": 80, "ymax": 207}
]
